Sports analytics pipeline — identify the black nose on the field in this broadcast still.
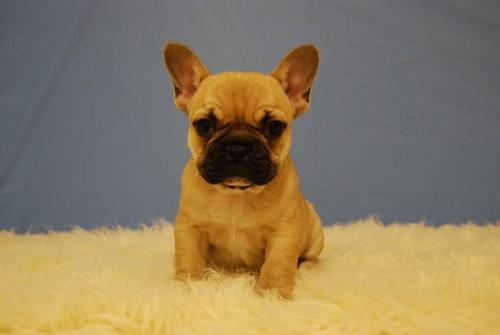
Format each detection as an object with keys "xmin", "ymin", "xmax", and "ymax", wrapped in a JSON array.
[{"xmin": 224, "ymin": 142, "xmax": 251, "ymax": 160}]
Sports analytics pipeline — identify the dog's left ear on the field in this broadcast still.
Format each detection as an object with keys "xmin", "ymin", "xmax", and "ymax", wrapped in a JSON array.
[
  {"xmin": 163, "ymin": 42, "xmax": 210, "ymax": 112},
  {"xmin": 272, "ymin": 45, "xmax": 320, "ymax": 118}
]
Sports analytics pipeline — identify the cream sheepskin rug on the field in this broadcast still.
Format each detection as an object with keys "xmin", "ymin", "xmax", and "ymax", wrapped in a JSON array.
[{"xmin": 1, "ymin": 218, "xmax": 499, "ymax": 335}]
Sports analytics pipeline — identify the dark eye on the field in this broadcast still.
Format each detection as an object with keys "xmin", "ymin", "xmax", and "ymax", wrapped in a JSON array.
[
  {"xmin": 193, "ymin": 118, "xmax": 213, "ymax": 136},
  {"xmin": 266, "ymin": 120, "xmax": 286, "ymax": 138}
]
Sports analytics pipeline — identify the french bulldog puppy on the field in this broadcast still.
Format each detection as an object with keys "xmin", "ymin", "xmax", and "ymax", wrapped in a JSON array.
[{"xmin": 163, "ymin": 42, "xmax": 324, "ymax": 298}]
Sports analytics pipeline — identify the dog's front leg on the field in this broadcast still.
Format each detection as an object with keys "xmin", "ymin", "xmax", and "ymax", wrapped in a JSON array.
[
  {"xmin": 258, "ymin": 233, "xmax": 300, "ymax": 298},
  {"xmin": 174, "ymin": 215, "xmax": 208, "ymax": 281}
]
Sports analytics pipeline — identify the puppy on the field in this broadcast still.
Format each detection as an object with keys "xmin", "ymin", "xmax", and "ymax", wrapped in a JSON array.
[{"xmin": 163, "ymin": 42, "xmax": 324, "ymax": 298}]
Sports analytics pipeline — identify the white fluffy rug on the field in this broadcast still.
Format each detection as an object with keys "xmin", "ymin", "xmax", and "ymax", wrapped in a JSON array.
[{"xmin": 1, "ymin": 218, "xmax": 499, "ymax": 335}]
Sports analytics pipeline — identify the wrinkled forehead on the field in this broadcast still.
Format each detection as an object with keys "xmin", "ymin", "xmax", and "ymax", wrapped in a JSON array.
[{"xmin": 188, "ymin": 72, "xmax": 292, "ymax": 124}]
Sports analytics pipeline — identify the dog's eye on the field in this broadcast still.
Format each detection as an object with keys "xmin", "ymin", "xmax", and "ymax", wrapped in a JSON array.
[
  {"xmin": 193, "ymin": 118, "xmax": 213, "ymax": 136},
  {"xmin": 266, "ymin": 120, "xmax": 286, "ymax": 138}
]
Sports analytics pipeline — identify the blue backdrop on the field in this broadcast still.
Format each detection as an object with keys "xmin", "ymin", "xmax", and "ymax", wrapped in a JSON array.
[{"xmin": 1, "ymin": 0, "xmax": 499, "ymax": 231}]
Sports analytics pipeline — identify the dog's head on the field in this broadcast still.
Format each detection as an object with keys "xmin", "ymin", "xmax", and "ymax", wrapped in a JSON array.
[{"xmin": 163, "ymin": 42, "xmax": 319, "ymax": 191}]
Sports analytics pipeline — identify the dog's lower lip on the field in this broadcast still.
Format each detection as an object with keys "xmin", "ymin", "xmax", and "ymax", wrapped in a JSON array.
[{"xmin": 223, "ymin": 183, "xmax": 253, "ymax": 190}]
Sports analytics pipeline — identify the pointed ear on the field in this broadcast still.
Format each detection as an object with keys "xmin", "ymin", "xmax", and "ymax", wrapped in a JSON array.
[
  {"xmin": 271, "ymin": 44, "xmax": 320, "ymax": 118},
  {"xmin": 163, "ymin": 42, "xmax": 210, "ymax": 112}
]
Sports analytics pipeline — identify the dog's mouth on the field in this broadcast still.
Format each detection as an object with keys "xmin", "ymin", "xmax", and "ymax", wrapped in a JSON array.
[{"xmin": 222, "ymin": 178, "xmax": 253, "ymax": 190}]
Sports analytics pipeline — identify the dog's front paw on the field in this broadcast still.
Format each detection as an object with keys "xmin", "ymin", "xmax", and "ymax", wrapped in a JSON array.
[
  {"xmin": 174, "ymin": 256, "xmax": 207, "ymax": 281},
  {"xmin": 257, "ymin": 274, "xmax": 293, "ymax": 299},
  {"xmin": 175, "ymin": 267, "xmax": 205, "ymax": 281},
  {"xmin": 258, "ymin": 262, "xmax": 295, "ymax": 298}
]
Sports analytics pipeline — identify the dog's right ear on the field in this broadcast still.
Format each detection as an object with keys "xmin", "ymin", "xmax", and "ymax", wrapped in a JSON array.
[
  {"xmin": 272, "ymin": 44, "xmax": 319, "ymax": 118},
  {"xmin": 163, "ymin": 42, "xmax": 210, "ymax": 112}
]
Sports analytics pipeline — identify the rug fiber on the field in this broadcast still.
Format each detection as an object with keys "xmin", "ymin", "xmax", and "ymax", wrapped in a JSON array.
[{"xmin": 1, "ymin": 218, "xmax": 499, "ymax": 334}]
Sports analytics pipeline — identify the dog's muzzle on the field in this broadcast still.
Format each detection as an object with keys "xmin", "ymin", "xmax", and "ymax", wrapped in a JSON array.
[{"xmin": 198, "ymin": 135, "xmax": 277, "ymax": 186}]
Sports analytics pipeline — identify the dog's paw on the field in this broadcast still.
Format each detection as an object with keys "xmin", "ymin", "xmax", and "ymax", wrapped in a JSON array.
[
  {"xmin": 257, "ymin": 274, "xmax": 294, "ymax": 299},
  {"xmin": 298, "ymin": 257, "xmax": 319, "ymax": 270},
  {"xmin": 175, "ymin": 269, "xmax": 205, "ymax": 281}
]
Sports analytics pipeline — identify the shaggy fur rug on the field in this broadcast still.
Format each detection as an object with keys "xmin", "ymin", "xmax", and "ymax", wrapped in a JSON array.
[{"xmin": 1, "ymin": 218, "xmax": 499, "ymax": 335}]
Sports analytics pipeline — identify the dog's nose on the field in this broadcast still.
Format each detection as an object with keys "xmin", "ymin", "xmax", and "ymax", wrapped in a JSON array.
[{"xmin": 225, "ymin": 142, "xmax": 251, "ymax": 160}]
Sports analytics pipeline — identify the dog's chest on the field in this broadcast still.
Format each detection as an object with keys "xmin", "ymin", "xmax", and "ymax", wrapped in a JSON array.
[
  {"xmin": 203, "ymin": 221, "xmax": 266, "ymax": 268},
  {"xmin": 192, "ymin": 193, "xmax": 275, "ymax": 268}
]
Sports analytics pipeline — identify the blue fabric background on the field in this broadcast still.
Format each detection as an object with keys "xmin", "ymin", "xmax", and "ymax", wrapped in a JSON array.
[{"xmin": 1, "ymin": 0, "xmax": 499, "ymax": 231}]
